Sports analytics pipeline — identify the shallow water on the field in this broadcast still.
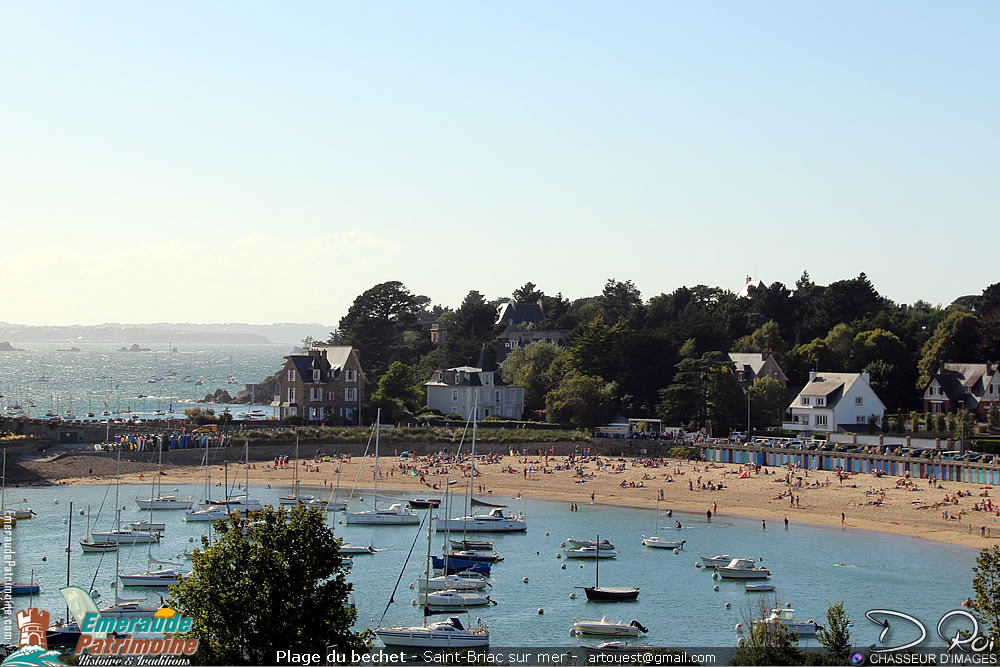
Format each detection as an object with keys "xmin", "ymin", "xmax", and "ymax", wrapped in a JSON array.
[{"xmin": 4, "ymin": 484, "xmax": 977, "ymax": 651}]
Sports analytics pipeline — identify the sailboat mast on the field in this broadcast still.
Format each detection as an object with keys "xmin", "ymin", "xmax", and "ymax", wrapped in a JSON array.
[
  {"xmin": 373, "ymin": 408, "xmax": 380, "ymax": 511},
  {"xmin": 2, "ymin": 448, "xmax": 6, "ymax": 510},
  {"xmin": 66, "ymin": 501, "xmax": 73, "ymax": 622},
  {"xmin": 595, "ymin": 533, "xmax": 600, "ymax": 588}
]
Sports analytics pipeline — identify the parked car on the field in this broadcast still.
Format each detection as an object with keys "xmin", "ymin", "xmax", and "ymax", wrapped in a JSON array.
[{"xmin": 820, "ymin": 443, "xmax": 835, "ymax": 451}]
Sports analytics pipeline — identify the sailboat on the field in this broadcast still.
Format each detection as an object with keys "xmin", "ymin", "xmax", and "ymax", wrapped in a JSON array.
[
  {"xmin": 120, "ymin": 491, "xmax": 190, "ymax": 588},
  {"xmin": 346, "ymin": 411, "xmax": 418, "ymax": 525},
  {"xmin": 91, "ymin": 449, "xmax": 160, "ymax": 545},
  {"xmin": 136, "ymin": 438, "xmax": 193, "ymax": 510},
  {"xmin": 435, "ymin": 409, "xmax": 525, "ymax": 533},
  {"xmin": 376, "ymin": 510, "xmax": 490, "ymax": 648},
  {"xmin": 204, "ymin": 440, "xmax": 260, "ymax": 510},
  {"xmin": 1, "ymin": 448, "xmax": 35, "ymax": 520},
  {"xmin": 279, "ymin": 435, "xmax": 314, "ymax": 505},
  {"xmin": 576, "ymin": 534, "xmax": 639, "ymax": 601},
  {"xmin": 80, "ymin": 505, "xmax": 118, "ymax": 553},
  {"xmin": 641, "ymin": 499, "xmax": 686, "ymax": 549}
]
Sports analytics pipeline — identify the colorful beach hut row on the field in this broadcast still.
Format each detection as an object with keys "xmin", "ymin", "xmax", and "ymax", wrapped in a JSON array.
[{"xmin": 701, "ymin": 444, "xmax": 1000, "ymax": 485}]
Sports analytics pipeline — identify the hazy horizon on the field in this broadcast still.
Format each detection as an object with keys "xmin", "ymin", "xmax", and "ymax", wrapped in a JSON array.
[{"xmin": 3, "ymin": 1, "xmax": 996, "ymax": 325}]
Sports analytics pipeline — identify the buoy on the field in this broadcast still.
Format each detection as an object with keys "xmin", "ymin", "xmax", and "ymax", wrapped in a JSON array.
[
  {"xmin": 188, "ymin": 537, "xmax": 194, "ymax": 543},
  {"xmin": 569, "ymin": 593, "xmax": 576, "ymax": 599},
  {"xmin": 736, "ymin": 623, "xmax": 745, "ymax": 633},
  {"xmin": 579, "ymin": 565, "xmax": 583, "ymax": 568},
  {"xmin": 55, "ymin": 500, "xmax": 59, "ymax": 504},
  {"xmin": 79, "ymin": 510, "xmax": 84, "ymax": 516},
  {"xmin": 712, "ymin": 572, "xmax": 719, "ymax": 580},
  {"xmin": 523, "ymin": 577, "xmax": 529, "ymax": 583},
  {"xmin": 556, "ymin": 553, "xmax": 562, "ymax": 559},
  {"xmin": 560, "ymin": 542, "xmax": 566, "ymax": 548},
  {"xmin": 736, "ymin": 638, "xmax": 746, "ymax": 647},
  {"xmin": 569, "ymin": 629, "xmax": 577, "ymax": 637},
  {"xmin": 62, "ymin": 518, "xmax": 67, "ymax": 524},
  {"xmin": 90, "ymin": 590, "xmax": 100, "ymax": 599},
  {"xmin": 785, "ymin": 602, "xmax": 792, "ymax": 608},
  {"xmin": 725, "ymin": 602, "xmax": 731, "ymax": 609},
  {"xmin": 41, "ymin": 556, "xmax": 47, "ymax": 561},
  {"xmin": 538, "ymin": 608, "xmax": 544, "ymax": 615},
  {"xmin": 713, "ymin": 585, "xmax": 719, "ymax": 592},
  {"xmin": 545, "ymin": 532, "xmax": 550, "ymax": 536},
  {"xmin": 409, "ymin": 583, "xmax": 415, "ymax": 589},
  {"xmin": 673, "ymin": 549, "xmax": 679, "ymax": 554},
  {"xmin": 338, "ymin": 520, "xmax": 343, "ymax": 524},
  {"xmin": 696, "ymin": 562, "xmax": 702, "ymax": 568},
  {"xmin": 536, "ymin": 551, "xmax": 540, "ymax": 555},
  {"xmin": 411, "ymin": 600, "xmax": 417, "ymax": 605}
]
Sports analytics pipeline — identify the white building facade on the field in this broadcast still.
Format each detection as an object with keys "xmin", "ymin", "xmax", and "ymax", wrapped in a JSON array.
[
  {"xmin": 784, "ymin": 371, "xmax": 886, "ymax": 433},
  {"xmin": 425, "ymin": 365, "xmax": 525, "ymax": 420}
]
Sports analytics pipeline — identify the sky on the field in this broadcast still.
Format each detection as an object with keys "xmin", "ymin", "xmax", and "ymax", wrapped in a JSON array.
[{"xmin": 1, "ymin": 1, "xmax": 997, "ymax": 325}]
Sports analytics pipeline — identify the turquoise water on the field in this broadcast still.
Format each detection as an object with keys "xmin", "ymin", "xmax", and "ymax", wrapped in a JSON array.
[
  {"xmin": 0, "ymin": 343, "xmax": 289, "ymax": 419},
  {"xmin": 4, "ymin": 484, "xmax": 977, "ymax": 650}
]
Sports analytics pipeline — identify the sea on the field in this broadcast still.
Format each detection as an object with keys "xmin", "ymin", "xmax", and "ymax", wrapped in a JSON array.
[
  {"xmin": 0, "ymin": 344, "xmax": 982, "ymax": 655},
  {"xmin": 2, "ymin": 487, "xmax": 979, "ymax": 654},
  {"xmin": 0, "ymin": 343, "xmax": 291, "ymax": 419}
]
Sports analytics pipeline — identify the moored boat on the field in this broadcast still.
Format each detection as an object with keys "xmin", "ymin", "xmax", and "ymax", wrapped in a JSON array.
[
  {"xmin": 717, "ymin": 558, "xmax": 770, "ymax": 580},
  {"xmin": 572, "ymin": 617, "xmax": 648, "ymax": 637},
  {"xmin": 641, "ymin": 535, "xmax": 685, "ymax": 549}
]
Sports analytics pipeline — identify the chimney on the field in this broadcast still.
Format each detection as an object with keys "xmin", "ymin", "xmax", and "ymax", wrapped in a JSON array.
[
  {"xmin": 746, "ymin": 276, "xmax": 752, "ymax": 285},
  {"xmin": 862, "ymin": 371, "xmax": 871, "ymax": 384},
  {"xmin": 809, "ymin": 371, "xmax": 818, "ymax": 382}
]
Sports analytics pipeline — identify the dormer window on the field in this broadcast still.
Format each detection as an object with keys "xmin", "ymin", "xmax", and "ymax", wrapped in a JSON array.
[
  {"xmin": 313, "ymin": 370, "xmax": 320, "ymax": 382},
  {"xmin": 816, "ymin": 397, "xmax": 825, "ymax": 406},
  {"xmin": 801, "ymin": 397, "xmax": 810, "ymax": 405}
]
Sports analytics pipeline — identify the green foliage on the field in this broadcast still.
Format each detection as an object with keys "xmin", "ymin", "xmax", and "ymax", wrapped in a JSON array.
[
  {"xmin": 170, "ymin": 505, "xmax": 370, "ymax": 665},
  {"xmin": 989, "ymin": 405, "xmax": 1000, "ymax": 429},
  {"xmin": 705, "ymin": 365, "xmax": 745, "ymax": 437},
  {"xmin": 973, "ymin": 545, "xmax": 1000, "ymax": 643},
  {"xmin": 373, "ymin": 361, "xmax": 425, "ymax": 414},
  {"xmin": 749, "ymin": 376, "xmax": 788, "ymax": 429},
  {"xmin": 183, "ymin": 407, "xmax": 218, "ymax": 425},
  {"xmin": 502, "ymin": 342, "xmax": 568, "ymax": 413},
  {"xmin": 918, "ymin": 311, "xmax": 981, "ymax": 387},
  {"xmin": 953, "ymin": 408, "xmax": 977, "ymax": 441},
  {"xmin": 443, "ymin": 291, "xmax": 498, "ymax": 367},
  {"xmin": 600, "ymin": 278, "xmax": 642, "ymax": 323},
  {"xmin": 934, "ymin": 413, "xmax": 947, "ymax": 433},
  {"xmin": 545, "ymin": 371, "xmax": 616, "ymax": 429},
  {"xmin": 732, "ymin": 598, "xmax": 803, "ymax": 666},
  {"xmin": 739, "ymin": 320, "xmax": 787, "ymax": 355},
  {"xmin": 816, "ymin": 600, "xmax": 852, "ymax": 661},
  {"xmin": 512, "ymin": 282, "xmax": 543, "ymax": 303}
]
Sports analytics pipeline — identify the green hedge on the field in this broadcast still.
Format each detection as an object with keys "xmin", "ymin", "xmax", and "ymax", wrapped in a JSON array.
[{"xmin": 243, "ymin": 425, "xmax": 590, "ymax": 447}]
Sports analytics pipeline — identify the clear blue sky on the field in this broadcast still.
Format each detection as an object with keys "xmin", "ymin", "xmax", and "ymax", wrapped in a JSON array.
[{"xmin": 2, "ymin": 1, "xmax": 996, "ymax": 325}]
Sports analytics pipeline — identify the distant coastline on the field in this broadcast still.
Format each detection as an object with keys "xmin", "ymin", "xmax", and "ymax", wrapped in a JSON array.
[{"xmin": 0, "ymin": 322, "xmax": 332, "ymax": 346}]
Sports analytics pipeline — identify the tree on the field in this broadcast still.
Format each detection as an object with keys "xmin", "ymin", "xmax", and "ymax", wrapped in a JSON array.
[
  {"xmin": 973, "ymin": 545, "xmax": 1000, "ymax": 643},
  {"xmin": 989, "ymin": 405, "xmax": 1000, "ymax": 429},
  {"xmin": 372, "ymin": 361, "xmax": 425, "ymax": 415},
  {"xmin": 545, "ymin": 372, "xmax": 616, "ymax": 429},
  {"xmin": 512, "ymin": 282, "xmax": 543, "ymax": 303},
  {"xmin": 704, "ymin": 365, "xmax": 745, "ymax": 436},
  {"xmin": 749, "ymin": 377, "xmax": 788, "ymax": 429},
  {"xmin": 443, "ymin": 291, "xmax": 498, "ymax": 367},
  {"xmin": 733, "ymin": 597, "xmax": 803, "ymax": 666},
  {"xmin": 600, "ymin": 278, "xmax": 642, "ymax": 323},
  {"xmin": 334, "ymin": 281, "xmax": 430, "ymax": 381},
  {"xmin": 953, "ymin": 408, "xmax": 977, "ymax": 444},
  {"xmin": 171, "ymin": 506, "xmax": 369, "ymax": 665},
  {"xmin": 918, "ymin": 311, "xmax": 981, "ymax": 387},
  {"xmin": 501, "ymin": 342, "xmax": 568, "ymax": 413},
  {"xmin": 816, "ymin": 600, "xmax": 852, "ymax": 662}
]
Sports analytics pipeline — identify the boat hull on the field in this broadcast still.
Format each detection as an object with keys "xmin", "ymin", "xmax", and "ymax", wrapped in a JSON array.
[
  {"xmin": 717, "ymin": 569, "xmax": 770, "ymax": 580},
  {"xmin": 346, "ymin": 511, "xmax": 419, "ymax": 525},
  {"xmin": 573, "ymin": 623, "xmax": 639, "ymax": 637},
  {"xmin": 435, "ymin": 518, "xmax": 526, "ymax": 532},
  {"xmin": 90, "ymin": 532, "xmax": 159, "ymax": 544},
  {"xmin": 584, "ymin": 587, "xmax": 640, "ymax": 602},
  {"xmin": 135, "ymin": 498, "xmax": 193, "ymax": 510},
  {"xmin": 376, "ymin": 629, "xmax": 489, "ymax": 648}
]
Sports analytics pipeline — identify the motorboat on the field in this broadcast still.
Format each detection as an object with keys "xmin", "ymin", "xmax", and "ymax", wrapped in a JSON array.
[
  {"xmin": 183, "ymin": 507, "xmax": 233, "ymax": 522},
  {"xmin": 567, "ymin": 537, "xmax": 616, "ymax": 550},
  {"xmin": 346, "ymin": 503, "xmax": 420, "ymax": 525},
  {"xmin": 572, "ymin": 617, "xmax": 648, "ymax": 637},
  {"xmin": 423, "ymin": 589, "xmax": 493, "ymax": 607},
  {"xmin": 408, "ymin": 498, "xmax": 442, "ymax": 509},
  {"xmin": 279, "ymin": 493, "xmax": 315, "ymax": 505},
  {"xmin": 89, "ymin": 529, "xmax": 160, "ymax": 544},
  {"xmin": 417, "ymin": 574, "xmax": 490, "ymax": 591},
  {"xmin": 565, "ymin": 545, "xmax": 618, "ymax": 559},
  {"xmin": 120, "ymin": 557, "xmax": 190, "ymax": 587},
  {"xmin": 127, "ymin": 520, "xmax": 166, "ymax": 532},
  {"xmin": 699, "ymin": 554, "xmax": 733, "ymax": 568},
  {"xmin": 447, "ymin": 550, "xmax": 503, "ymax": 563},
  {"xmin": 582, "ymin": 642, "xmax": 656, "ymax": 655},
  {"xmin": 376, "ymin": 615, "xmax": 489, "ymax": 648},
  {"xmin": 641, "ymin": 535, "xmax": 685, "ymax": 549},
  {"xmin": 449, "ymin": 539, "xmax": 494, "ymax": 551},
  {"xmin": 716, "ymin": 558, "xmax": 771, "ymax": 580},
  {"xmin": 753, "ymin": 607, "xmax": 822, "ymax": 636},
  {"xmin": 745, "ymin": 583, "xmax": 776, "ymax": 592},
  {"xmin": 339, "ymin": 544, "xmax": 377, "ymax": 555},
  {"xmin": 435, "ymin": 507, "xmax": 526, "ymax": 533}
]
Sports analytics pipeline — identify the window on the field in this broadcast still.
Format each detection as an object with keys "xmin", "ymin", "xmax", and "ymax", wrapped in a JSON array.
[
  {"xmin": 452, "ymin": 390, "xmax": 458, "ymax": 402},
  {"xmin": 287, "ymin": 370, "xmax": 296, "ymax": 382},
  {"xmin": 495, "ymin": 391, "xmax": 501, "ymax": 402},
  {"xmin": 816, "ymin": 397, "xmax": 825, "ymax": 406},
  {"xmin": 346, "ymin": 369, "xmax": 357, "ymax": 382},
  {"xmin": 801, "ymin": 397, "xmax": 811, "ymax": 405},
  {"xmin": 287, "ymin": 387, "xmax": 295, "ymax": 403},
  {"xmin": 313, "ymin": 370, "xmax": 320, "ymax": 382},
  {"xmin": 345, "ymin": 387, "xmax": 357, "ymax": 402},
  {"xmin": 814, "ymin": 414, "xmax": 827, "ymax": 426},
  {"xmin": 310, "ymin": 388, "xmax": 322, "ymax": 401},
  {"xmin": 856, "ymin": 396, "xmax": 863, "ymax": 406},
  {"xmin": 992, "ymin": 384, "xmax": 997, "ymax": 396},
  {"xmin": 737, "ymin": 372, "xmax": 744, "ymax": 382},
  {"xmin": 857, "ymin": 416, "xmax": 867, "ymax": 424}
]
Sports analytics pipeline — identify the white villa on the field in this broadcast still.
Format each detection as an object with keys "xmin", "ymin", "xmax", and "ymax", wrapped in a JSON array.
[
  {"xmin": 425, "ymin": 351, "xmax": 524, "ymax": 420},
  {"xmin": 783, "ymin": 371, "xmax": 886, "ymax": 433}
]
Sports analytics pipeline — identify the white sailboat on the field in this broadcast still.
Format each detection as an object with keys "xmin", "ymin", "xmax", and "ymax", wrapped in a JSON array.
[
  {"xmin": 136, "ymin": 436, "xmax": 193, "ymax": 510},
  {"xmin": 121, "ymin": 492, "xmax": 190, "ymax": 587},
  {"xmin": 346, "ymin": 411, "xmax": 418, "ymax": 525},
  {"xmin": 279, "ymin": 435, "xmax": 312, "ymax": 505}
]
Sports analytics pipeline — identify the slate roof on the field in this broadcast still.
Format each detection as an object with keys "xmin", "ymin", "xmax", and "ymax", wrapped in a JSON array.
[{"xmin": 495, "ymin": 300, "xmax": 545, "ymax": 325}]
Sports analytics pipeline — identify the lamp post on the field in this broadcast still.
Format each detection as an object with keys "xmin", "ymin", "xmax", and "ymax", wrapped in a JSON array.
[{"xmin": 747, "ymin": 386, "xmax": 752, "ymax": 442}]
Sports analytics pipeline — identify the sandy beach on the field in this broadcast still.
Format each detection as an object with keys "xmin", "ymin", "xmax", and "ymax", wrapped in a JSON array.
[{"xmin": 18, "ymin": 447, "xmax": 1000, "ymax": 550}]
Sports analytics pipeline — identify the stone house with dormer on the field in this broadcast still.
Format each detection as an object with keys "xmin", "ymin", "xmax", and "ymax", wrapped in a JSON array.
[
  {"xmin": 784, "ymin": 371, "xmax": 886, "ymax": 433},
  {"xmin": 425, "ymin": 349, "xmax": 525, "ymax": 420},
  {"xmin": 923, "ymin": 363, "xmax": 1000, "ymax": 418},
  {"xmin": 272, "ymin": 345, "xmax": 365, "ymax": 425},
  {"xmin": 726, "ymin": 351, "xmax": 788, "ymax": 389}
]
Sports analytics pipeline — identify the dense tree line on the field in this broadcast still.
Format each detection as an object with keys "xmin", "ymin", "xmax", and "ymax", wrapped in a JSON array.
[{"xmin": 326, "ymin": 276, "xmax": 1000, "ymax": 430}]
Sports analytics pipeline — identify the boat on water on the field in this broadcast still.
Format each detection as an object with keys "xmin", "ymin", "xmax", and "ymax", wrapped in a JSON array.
[
  {"xmin": 572, "ymin": 617, "xmax": 648, "ymax": 637},
  {"xmin": 136, "ymin": 444, "xmax": 193, "ymax": 510},
  {"xmin": 446, "ymin": 550, "xmax": 503, "ymax": 563},
  {"xmin": 449, "ymin": 539, "xmax": 494, "ymax": 551},
  {"xmin": 120, "ymin": 556, "xmax": 190, "ymax": 587},
  {"xmin": 80, "ymin": 541, "xmax": 118, "ymax": 553},
  {"xmin": 126, "ymin": 520, "xmax": 166, "ymax": 532},
  {"xmin": 376, "ymin": 615, "xmax": 489, "ymax": 648},
  {"xmin": 339, "ymin": 544, "xmax": 377, "ymax": 555},
  {"xmin": 567, "ymin": 537, "xmax": 615, "ymax": 549},
  {"xmin": 184, "ymin": 507, "xmax": 233, "ymax": 522},
  {"xmin": 417, "ymin": 574, "xmax": 490, "ymax": 591},
  {"xmin": 347, "ymin": 415, "xmax": 419, "ymax": 525},
  {"xmin": 577, "ymin": 535, "xmax": 638, "ymax": 602},
  {"xmin": 435, "ymin": 507, "xmax": 526, "ymax": 533},
  {"xmin": 431, "ymin": 555, "xmax": 492, "ymax": 576},
  {"xmin": 408, "ymin": 498, "xmax": 442, "ymax": 509},
  {"xmin": 565, "ymin": 545, "xmax": 618, "ymax": 559},
  {"xmin": 641, "ymin": 535, "xmax": 685, "ymax": 549},
  {"xmin": 753, "ymin": 607, "xmax": 822, "ymax": 636},
  {"xmin": 10, "ymin": 582, "xmax": 40, "ymax": 596},
  {"xmin": 717, "ymin": 558, "xmax": 771, "ymax": 580},
  {"xmin": 100, "ymin": 594, "xmax": 165, "ymax": 618},
  {"xmin": 470, "ymin": 497, "xmax": 506, "ymax": 508},
  {"xmin": 89, "ymin": 529, "xmax": 160, "ymax": 544},
  {"xmin": 699, "ymin": 554, "xmax": 733, "ymax": 568},
  {"xmin": 745, "ymin": 583, "xmax": 776, "ymax": 592},
  {"xmin": 423, "ymin": 589, "xmax": 493, "ymax": 607}
]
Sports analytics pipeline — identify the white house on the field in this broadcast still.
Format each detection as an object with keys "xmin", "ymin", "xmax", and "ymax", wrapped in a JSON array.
[
  {"xmin": 425, "ymin": 351, "xmax": 524, "ymax": 420},
  {"xmin": 783, "ymin": 371, "xmax": 886, "ymax": 433}
]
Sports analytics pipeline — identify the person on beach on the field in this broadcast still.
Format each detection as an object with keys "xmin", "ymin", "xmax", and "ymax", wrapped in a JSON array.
[
  {"xmin": 706, "ymin": 510, "xmax": 712, "ymax": 521},
  {"xmin": 762, "ymin": 519, "xmax": 766, "ymax": 530},
  {"xmin": 841, "ymin": 512, "xmax": 845, "ymax": 525},
  {"xmin": 784, "ymin": 516, "xmax": 789, "ymax": 529}
]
